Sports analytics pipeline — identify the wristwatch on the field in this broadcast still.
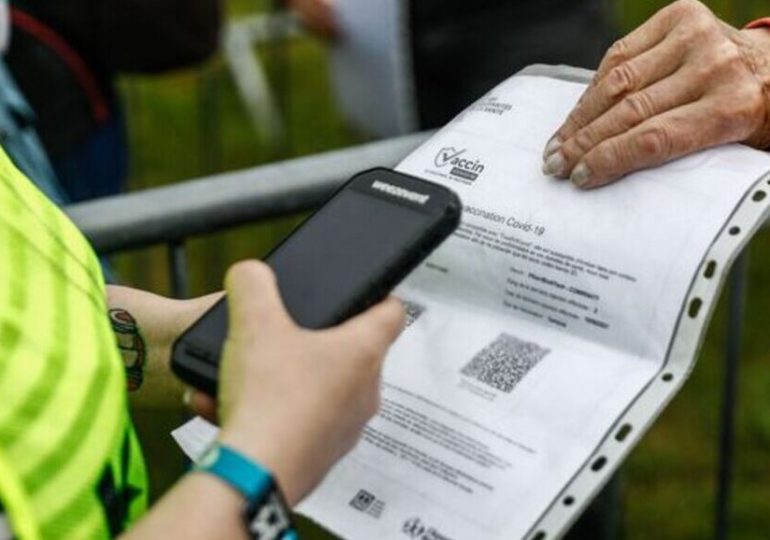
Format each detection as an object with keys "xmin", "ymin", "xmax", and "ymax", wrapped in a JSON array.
[{"xmin": 196, "ymin": 442, "xmax": 298, "ymax": 540}]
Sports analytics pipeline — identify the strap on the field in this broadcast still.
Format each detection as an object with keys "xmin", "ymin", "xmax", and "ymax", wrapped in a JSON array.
[
  {"xmin": 195, "ymin": 444, "xmax": 297, "ymax": 540},
  {"xmin": 196, "ymin": 444, "xmax": 273, "ymax": 500}
]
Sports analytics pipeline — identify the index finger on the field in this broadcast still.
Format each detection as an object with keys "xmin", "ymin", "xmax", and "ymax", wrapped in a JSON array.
[
  {"xmin": 593, "ymin": 2, "xmax": 681, "ymax": 81},
  {"xmin": 545, "ymin": 2, "xmax": 685, "ymax": 155},
  {"xmin": 225, "ymin": 261, "xmax": 291, "ymax": 339},
  {"xmin": 554, "ymin": 36, "xmax": 685, "ymax": 158},
  {"xmin": 573, "ymin": 98, "xmax": 736, "ymax": 189}
]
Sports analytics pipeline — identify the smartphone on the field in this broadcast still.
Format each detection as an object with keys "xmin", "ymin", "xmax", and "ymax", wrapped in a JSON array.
[{"xmin": 171, "ymin": 168, "xmax": 462, "ymax": 395}]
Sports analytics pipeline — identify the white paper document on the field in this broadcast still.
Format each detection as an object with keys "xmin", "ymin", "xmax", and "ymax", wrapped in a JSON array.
[
  {"xmin": 173, "ymin": 73, "xmax": 770, "ymax": 539},
  {"xmin": 329, "ymin": 0, "xmax": 417, "ymax": 137}
]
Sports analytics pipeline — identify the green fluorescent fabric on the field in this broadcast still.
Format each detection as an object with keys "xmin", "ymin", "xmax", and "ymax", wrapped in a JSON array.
[{"xmin": 0, "ymin": 146, "xmax": 147, "ymax": 539}]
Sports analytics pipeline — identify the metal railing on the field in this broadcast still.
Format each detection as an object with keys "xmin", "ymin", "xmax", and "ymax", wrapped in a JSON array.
[
  {"xmin": 65, "ymin": 132, "xmax": 430, "ymax": 255},
  {"xmin": 65, "ymin": 132, "xmax": 430, "ymax": 296}
]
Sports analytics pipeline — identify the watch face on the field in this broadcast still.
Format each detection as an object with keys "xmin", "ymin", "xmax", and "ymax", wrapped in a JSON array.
[{"xmin": 246, "ymin": 492, "xmax": 292, "ymax": 540}]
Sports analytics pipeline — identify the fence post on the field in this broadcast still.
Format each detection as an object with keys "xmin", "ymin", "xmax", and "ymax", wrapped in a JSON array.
[
  {"xmin": 168, "ymin": 240, "xmax": 190, "ymax": 299},
  {"xmin": 715, "ymin": 253, "xmax": 749, "ymax": 540}
]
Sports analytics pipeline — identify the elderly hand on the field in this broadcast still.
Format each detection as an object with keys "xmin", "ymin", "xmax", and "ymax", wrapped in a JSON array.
[
  {"xmin": 287, "ymin": 0, "xmax": 338, "ymax": 38},
  {"xmin": 542, "ymin": 0, "xmax": 770, "ymax": 189}
]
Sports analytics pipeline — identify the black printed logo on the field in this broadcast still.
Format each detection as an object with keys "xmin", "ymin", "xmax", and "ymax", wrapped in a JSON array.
[
  {"xmin": 401, "ymin": 517, "xmax": 454, "ymax": 540},
  {"xmin": 403, "ymin": 517, "xmax": 427, "ymax": 538},
  {"xmin": 350, "ymin": 490, "xmax": 375, "ymax": 512},
  {"xmin": 431, "ymin": 148, "xmax": 485, "ymax": 185},
  {"xmin": 349, "ymin": 489, "xmax": 385, "ymax": 518},
  {"xmin": 434, "ymin": 147, "xmax": 466, "ymax": 168}
]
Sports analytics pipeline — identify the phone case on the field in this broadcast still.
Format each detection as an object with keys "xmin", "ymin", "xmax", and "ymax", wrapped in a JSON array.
[{"xmin": 171, "ymin": 168, "xmax": 462, "ymax": 396}]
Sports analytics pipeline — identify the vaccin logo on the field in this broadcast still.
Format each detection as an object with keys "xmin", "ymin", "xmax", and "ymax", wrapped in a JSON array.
[
  {"xmin": 434, "ymin": 147, "xmax": 466, "ymax": 168},
  {"xmin": 433, "ymin": 147, "xmax": 485, "ymax": 184}
]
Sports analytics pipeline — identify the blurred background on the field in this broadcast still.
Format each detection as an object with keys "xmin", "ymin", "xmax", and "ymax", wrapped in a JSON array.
[{"xmin": 40, "ymin": 0, "xmax": 770, "ymax": 538}]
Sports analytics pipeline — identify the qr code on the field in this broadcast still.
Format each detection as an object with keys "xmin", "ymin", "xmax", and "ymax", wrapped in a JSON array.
[
  {"xmin": 402, "ymin": 300, "xmax": 426, "ymax": 327},
  {"xmin": 461, "ymin": 334, "xmax": 549, "ymax": 393}
]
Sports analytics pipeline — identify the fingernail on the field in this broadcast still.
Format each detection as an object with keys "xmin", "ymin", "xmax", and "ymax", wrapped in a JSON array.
[
  {"xmin": 571, "ymin": 162, "xmax": 592, "ymax": 188},
  {"xmin": 542, "ymin": 151, "xmax": 566, "ymax": 177},
  {"xmin": 183, "ymin": 388, "xmax": 192, "ymax": 407},
  {"xmin": 543, "ymin": 136, "xmax": 562, "ymax": 160}
]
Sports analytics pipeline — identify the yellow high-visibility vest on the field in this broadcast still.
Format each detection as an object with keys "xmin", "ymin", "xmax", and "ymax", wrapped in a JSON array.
[{"xmin": 0, "ymin": 147, "xmax": 147, "ymax": 539}]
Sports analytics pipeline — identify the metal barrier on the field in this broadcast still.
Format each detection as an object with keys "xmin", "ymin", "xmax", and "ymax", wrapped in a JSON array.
[{"xmin": 65, "ymin": 132, "xmax": 430, "ymax": 296}]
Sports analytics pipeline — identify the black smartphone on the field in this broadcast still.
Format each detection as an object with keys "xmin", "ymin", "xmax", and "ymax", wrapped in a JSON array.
[{"xmin": 171, "ymin": 168, "xmax": 462, "ymax": 395}]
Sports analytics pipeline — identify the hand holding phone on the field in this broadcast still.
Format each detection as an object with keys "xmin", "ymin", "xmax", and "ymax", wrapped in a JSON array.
[
  {"xmin": 213, "ymin": 261, "xmax": 405, "ymax": 505},
  {"xmin": 171, "ymin": 168, "xmax": 462, "ymax": 395}
]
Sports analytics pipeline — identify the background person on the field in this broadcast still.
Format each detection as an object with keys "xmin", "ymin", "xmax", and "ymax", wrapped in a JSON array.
[
  {"xmin": 289, "ymin": 0, "xmax": 616, "ymax": 130},
  {"xmin": 0, "ymin": 1, "xmax": 66, "ymax": 206},
  {"xmin": 5, "ymin": 0, "xmax": 222, "ymax": 202}
]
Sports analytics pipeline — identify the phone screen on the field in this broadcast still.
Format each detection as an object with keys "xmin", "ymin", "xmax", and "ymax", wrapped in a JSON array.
[
  {"xmin": 270, "ymin": 188, "xmax": 430, "ymax": 327},
  {"xmin": 185, "ymin": 187, "xmax": 434, "ymax": 356}
]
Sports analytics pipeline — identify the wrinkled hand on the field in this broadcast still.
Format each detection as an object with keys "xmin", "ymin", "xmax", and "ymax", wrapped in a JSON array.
[
  {"xmin": 213, "ymin": 261, "xmax": 404, "ymax": 505},
  {"xmin": 542, "ymin": 0, "xmax": 770, "ymax": 189},
  {"xmin": 287, "ymin": 0, "xmax": 337, "ymax": 38}
]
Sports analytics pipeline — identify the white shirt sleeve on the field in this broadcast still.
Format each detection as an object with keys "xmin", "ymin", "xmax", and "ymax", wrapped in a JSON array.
[{"xmin": 0, "ymin": 1, "xmax": 9, "ymax": 55}]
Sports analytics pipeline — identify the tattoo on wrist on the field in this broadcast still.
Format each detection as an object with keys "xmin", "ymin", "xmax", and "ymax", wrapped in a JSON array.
[{"xmin": 109, "ymin": 309, "xmax": 147, "ymax": 392}]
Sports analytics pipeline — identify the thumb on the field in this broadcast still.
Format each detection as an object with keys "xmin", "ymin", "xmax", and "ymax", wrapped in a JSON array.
[
  {"xmin": 333, "ymin": 297, "xmax": 405, "ymax": 362},
  {"xmin": 224, "ymin": 261, "xmax": 290, "ymax": 339}
]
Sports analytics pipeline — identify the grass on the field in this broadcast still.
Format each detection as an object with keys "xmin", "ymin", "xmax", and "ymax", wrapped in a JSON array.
[{"xmin": 117, "ymin": 1, "xmax": 770, "ymax": 538}]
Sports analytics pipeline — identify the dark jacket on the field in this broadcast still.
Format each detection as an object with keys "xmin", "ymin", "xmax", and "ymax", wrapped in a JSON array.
[
  {"xmin": 410, "ymin": 0, "xmax": 615, "ymax": 128},
  {"xmin": 6, "ymin": 0, "xmax": 221, "ymax": 159}
]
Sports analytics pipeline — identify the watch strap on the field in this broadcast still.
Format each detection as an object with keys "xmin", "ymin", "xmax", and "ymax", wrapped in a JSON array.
[
  {"xmin": 197, "ymin": 443, "xmax": 272, "ymax": 499},
  {"xmin": 196, "ymin": 443, "xmax": 297, "ymax": 540}
]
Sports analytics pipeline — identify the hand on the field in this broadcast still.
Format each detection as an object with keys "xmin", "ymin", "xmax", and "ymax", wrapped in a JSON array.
[
  {"xmin": 122, "ymin": 262, "xmax": 402, "ymax": 538},
  {"xmin": 542, "ymin": 0, "xmax": 770, "ymax": 189},
  {"xmin": 286, "ymin": 0, "xmax": 338, "ymax": 38},
  {"xmin": 214, "ymin": 261, "xmax": 404, "ymax": 505}
]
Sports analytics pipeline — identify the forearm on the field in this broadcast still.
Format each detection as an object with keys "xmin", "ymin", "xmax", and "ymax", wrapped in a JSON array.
[
  {"xmin": 106, "ymin": 285, "xmax": 220, "ymax": 405},
  {"xmin": 121, "ymin": 434, "xmax": 302, "ymax": 540},
  {"xmin": 119, "ymin": 472, "xmax": 249, "ymax": 540},
  {"xmin": 119, "ymin": 261, "xmax": 403, "ymax": 538}
]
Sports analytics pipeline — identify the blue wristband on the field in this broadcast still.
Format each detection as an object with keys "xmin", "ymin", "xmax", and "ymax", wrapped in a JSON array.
[
  {"xmin": 197, "ymin": 443, "xmax": 273, "ymax": 499},
  {"xmin": 196, "ymin": 443, "xmax": 296, "ymax": 540}
]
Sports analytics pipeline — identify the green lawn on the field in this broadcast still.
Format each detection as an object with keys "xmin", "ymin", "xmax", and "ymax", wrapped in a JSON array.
[{"xmin": 117, "ymin": 1, "xmax": 770, "ymax": 538}]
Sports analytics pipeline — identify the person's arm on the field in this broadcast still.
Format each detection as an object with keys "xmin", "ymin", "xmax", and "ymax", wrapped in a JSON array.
[
  {"xmin": 287, "ymin": 0, "xmax": 338, "ymax": 38},
  {"xmin": 120, "ymin": 261, "xmax": 404, "ymax": 539},
  {"xmin": 105, "ymin": 285, "xmax": 220, "ymax": 404},
  {"xmin": 542, "ymin": 0, "xmax": 770, "ymax": 189}
]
